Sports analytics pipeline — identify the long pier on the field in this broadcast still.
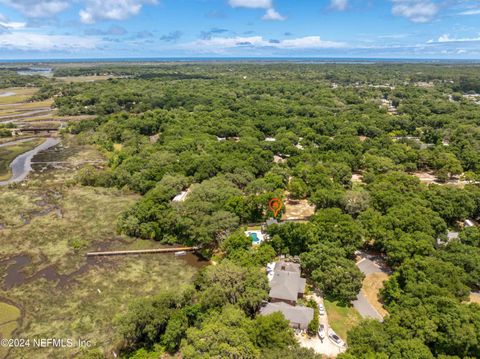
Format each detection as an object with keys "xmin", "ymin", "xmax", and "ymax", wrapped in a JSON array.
[{"xmin": 86, "ymin": 246, "xmax": 199, "ymax": 257}]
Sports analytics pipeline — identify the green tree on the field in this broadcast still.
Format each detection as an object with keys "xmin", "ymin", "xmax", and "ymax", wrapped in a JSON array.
[
  {"xmin": 250, "ymin": 312, "xmax": 296, "ymax": 350},
  {"xmin": 181, "ymin": 306, "xmax": 259, "ymax": 359},
  {"xmin": 194, "ymin": 261, "xmax": 269, "ymax": 315},
  {"xmin": 117, "ymin": 291, "xmax": 183, "ymax": 347},
  {"xmin": 161, "ymin": 309, "xmax": 189, "ymax": 353},
  {"xmin": 288, "ymin": 178, "xmax": 309, "ymax": 199}
]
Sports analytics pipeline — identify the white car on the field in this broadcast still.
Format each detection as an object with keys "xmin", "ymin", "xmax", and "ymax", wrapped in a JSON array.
[
  {"xmin": 318, "ymin": 324, "xmax": 326, "ymax": 340},
  {"xmin": 328, "ymin": 329, "xmax": 345, "ymax": 347},
  {"xmin": 318, "ymin": 303, "xmax": 325, "ymax": 315}
]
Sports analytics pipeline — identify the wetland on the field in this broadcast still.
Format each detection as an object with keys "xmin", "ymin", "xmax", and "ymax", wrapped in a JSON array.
[{"xmin": 0, "ymin": 83, "xmax": 207, "ymax": 358}]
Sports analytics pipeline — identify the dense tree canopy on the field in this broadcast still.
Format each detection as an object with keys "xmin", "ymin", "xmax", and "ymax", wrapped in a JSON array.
[{"xmin": 40, "ymin": 62, "xmax": 480, "ymax": 358}]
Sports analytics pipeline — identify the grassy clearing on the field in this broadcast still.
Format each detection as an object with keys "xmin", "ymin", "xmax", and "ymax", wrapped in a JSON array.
[
  {"xmin": 362, "ymin": 273, "xmax": 389, "ymax": 318},
  {"xmin": 55, "ymin": 75, "xmax": 115, "ymax": 83},
  {"xmin": 0, "ymin": 301, "xmax": 21, "ymax": 326},
  {"xmin": 470, "ymin": 293, "xmax": 480, "ymax": 304},
  {"xmin": 282, "ymin": 192, "xmax": 315, "ymax": 220},
  {"xmin": 0, "ymin": 99, "xmax": 53, "ymax": 111},
  {"xmin": 0, "ymin": 302, "xmax": 21, "ymax": 359},
  {"xmin": 0, "ymin": 88, "xmax": 38, "ymax": 105},
  {"xmin": 0, "ymin": 138, "xmax": 45, "ymax": 180},
  {"xmin": 0, "ymin": 138, "xmax": 204, "ymax": 358},
  {"xmin": 324, "ymin": 299, "xmax": 362, "ymax": 342}
]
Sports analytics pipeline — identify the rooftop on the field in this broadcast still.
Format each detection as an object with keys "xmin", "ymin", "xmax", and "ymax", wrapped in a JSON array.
[
  {"xmin": 269, "ymin": 270, "xmax": 306, "ymax": 302},
  {"xmin": 260, "ymin": 302, "xmax": 313, "ymax": 327}
]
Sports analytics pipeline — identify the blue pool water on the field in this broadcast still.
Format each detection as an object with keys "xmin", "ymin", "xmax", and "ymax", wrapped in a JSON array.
[{"xmin": 250, "ymin": 233, "xmax": 260, "ymax": 243}]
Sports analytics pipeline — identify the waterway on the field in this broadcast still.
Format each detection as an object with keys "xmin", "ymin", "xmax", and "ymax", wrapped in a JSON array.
[{"xmin": 0, "ymin": 137, "xmax": 60, "ymax": 186}]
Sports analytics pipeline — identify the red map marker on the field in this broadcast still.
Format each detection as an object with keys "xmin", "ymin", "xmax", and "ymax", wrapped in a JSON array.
[{"xmin": 269, "ymin": 198, "xmax": 283, "ymax": 218}]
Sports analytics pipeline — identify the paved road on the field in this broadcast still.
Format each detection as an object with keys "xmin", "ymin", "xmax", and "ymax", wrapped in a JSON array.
[
  {"xmin": 357, "ymin": 257, "xmax": 383, "ymax": 275},
  {"xmin": 352, "ymin": 254, "xmax": 389, "ymax": 322},
  {"xmin": 352, "ymin": 289, "xmax": 383, "ymax": 321}
]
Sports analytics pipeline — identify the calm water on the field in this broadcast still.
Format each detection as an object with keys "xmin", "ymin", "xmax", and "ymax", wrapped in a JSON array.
[{"xmin": 0, "ymin": 137, "xmax": 60, "ymax": 186}]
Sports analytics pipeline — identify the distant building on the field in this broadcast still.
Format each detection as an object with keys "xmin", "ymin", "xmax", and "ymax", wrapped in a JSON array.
[
  {"xmin": 465, "ymin": 219, "xmax": 475, "ymax": 228},
  {"xmin": 265, "ymin": 218, "xmax": 278, "ymax": 227},
  {"xmin": 437, "ymin": 231, "xmax": 459, "ymax": 246},
  {"xmin": 172, "ymin": 188, "xmax": 190, "ymax": 202}
]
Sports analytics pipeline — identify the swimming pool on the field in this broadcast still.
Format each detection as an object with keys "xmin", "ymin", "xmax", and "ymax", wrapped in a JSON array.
[{"xmin": 250, "ymin": 232, "xmax": 260, "ymax": 243}]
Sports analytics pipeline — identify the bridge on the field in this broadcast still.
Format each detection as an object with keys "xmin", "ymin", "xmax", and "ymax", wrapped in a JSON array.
[
  {"xmin": 86, "ymin": 246, "xmax": 199, "ymax": 257},
  {"xmin": 14, "ymin": 127, "xmax": 60, "ymax": 134}
]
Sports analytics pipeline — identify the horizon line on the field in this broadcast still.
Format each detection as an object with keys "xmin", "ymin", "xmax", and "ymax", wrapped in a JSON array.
[{"xmin": 1, "ymin": 56, "xmax": 480, "ymax": 64}]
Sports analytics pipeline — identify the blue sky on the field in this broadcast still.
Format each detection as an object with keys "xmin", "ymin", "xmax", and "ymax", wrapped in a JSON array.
[{"xmin": 0, "ymin": 0, "xmax": 480, "ymax": 59}]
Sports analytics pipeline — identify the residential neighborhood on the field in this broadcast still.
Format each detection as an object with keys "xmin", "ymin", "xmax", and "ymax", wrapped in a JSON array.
[{"xmin": 260, "ymin": 257, "xmax": 348, "ymax": 356}]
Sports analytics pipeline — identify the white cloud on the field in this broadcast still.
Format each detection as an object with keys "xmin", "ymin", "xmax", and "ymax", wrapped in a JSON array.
[
  {"xmin": 0, "ymin": 13, "xmax": 26, "ymax": 29},
  {"xmin": 0, "ymin": 21, "xmax": 26, "ymax": 30},
  {"xmin": 228, "ymin": 0, "xmax": 285, "ymax": 21},
  {"xmin": 280, "ymin": 36, "xmax": 346, "ymax": 48},
  {"xmin": 228, "ymin": 0, "xmax": 272, "ymax": 8},
  {"xmin": 0, "ymin": 32, "xmax": 100, "ymax": 51},
  {"xmin": 459, "ymin": 9, "xmax": 480, "ymax": 15},
  {"xmin": 428, "ymin": 33, "xmax": 480, "ymax": 43},
  {"xmin": 79, "ymin": 0, "xmax": 157, "ymax": 24},
  {"xmin": 330, "ymin": 0, "xmax": 348, "ymax": 11},
  {"xmin": 391, "ymin": 0, "xmax": 439, "ymax": 23},
  {"xmin": 0, "ymin": 0, "xmax": 158, "ymax": 23},
  {"xmin": 0, "ymin": 0, "xmax": 69, "ymax": 18},
  {"xmin": 262, "ymin": 8, "xmax": 285, "ymax": 20},
  {"xmin": 188, "ymin": 35, "xmax": 346, "ymax": 50}
]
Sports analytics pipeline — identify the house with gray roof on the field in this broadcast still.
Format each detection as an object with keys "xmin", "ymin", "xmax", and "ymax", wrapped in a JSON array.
[
  {"xmin": 260, "ymin": 260, "xmax": 313, "ymax": 330},
  {"xmin": 260, "ymin": 302, "xmax": 314, "ymax": 330},
  {"xmin": 269, "ymin": 270, "xmax": 306, "ymax": 306},
  {"xmin": 274, "ymin": 260, "xmax": 301, "ymax": 274}
]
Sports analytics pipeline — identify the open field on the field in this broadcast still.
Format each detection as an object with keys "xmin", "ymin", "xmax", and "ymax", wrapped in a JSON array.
[
  {"xmin": 282, "ymin": 192, "xmax": 316, "ymax": 220},
  {"xmin": 0, "ymin": 99, "xmax": 53, "ymax": 112},
  {"xmin": 362, "ymin": 273, "xmax": 389, "ymax": 318},
  {"xmin": 0, "ymin": 138, "xmax": 205, "ymax": 358},
  {"xmin": 55, "ymin": 75, "xmax": 116, "ymax": 83},
  {"xmin": 0, "ymin": 88, "xmax": 38, "ymax": 105},
  {"xmin": 0, "ymin": 138, "xmax": 45, "ymax": 180},
  {"xmin": 324, "ymin": 299, "xmax": 362, "ymax": 342}
]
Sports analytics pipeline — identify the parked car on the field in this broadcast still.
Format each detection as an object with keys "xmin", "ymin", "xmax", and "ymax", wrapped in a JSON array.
[
  {"xmin": 318, "ymin": 303, "xmax": 325, "ymax": 315},
  {"xmin": 328, "ymin": 329, "xmax": 345, "ymax": 346},
  {"xmin": 318, "ymin": 324, "xmax": 326, "ymax": 340}
]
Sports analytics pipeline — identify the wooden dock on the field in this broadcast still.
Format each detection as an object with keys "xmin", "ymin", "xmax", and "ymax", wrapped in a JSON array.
[{"xmin": 86, "ymin": 247, "xmax": 199, "ymax": 257}]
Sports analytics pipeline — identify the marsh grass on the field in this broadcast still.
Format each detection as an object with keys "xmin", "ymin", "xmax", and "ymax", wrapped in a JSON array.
[
  {"xmin": 0, "ymin": 139, "xmax": 201, "ymax": 358},
  {"xmin": 0, "ymin": 88, "xmax": 38, "ymax": 105},
  {"xmin": 0, "ymin": 302, "xmax": 21, "ymax": 359}
]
